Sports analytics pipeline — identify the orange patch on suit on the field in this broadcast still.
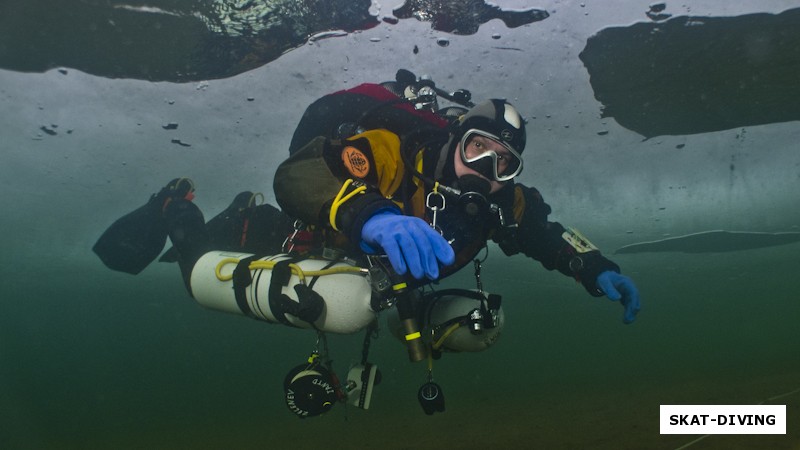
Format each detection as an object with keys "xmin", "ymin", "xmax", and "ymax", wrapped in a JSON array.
[{"xmin": 342, "ymin": 146, "xmax": 370, "ymax": 178}]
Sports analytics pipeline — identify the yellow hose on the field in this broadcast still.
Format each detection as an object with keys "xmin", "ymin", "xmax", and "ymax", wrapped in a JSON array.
[
  {"xmin": 432, "ymin": 322, "xmax": 461, "ymax": 351},
  {"xmin": 329, "ymin": 179, "xmax": 366, "ymax": 231}
]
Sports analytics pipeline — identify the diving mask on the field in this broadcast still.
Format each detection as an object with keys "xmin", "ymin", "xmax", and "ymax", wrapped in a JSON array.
[{"xmin": 459, "ymin": 128, "xmax": 523, "ymax": 182}]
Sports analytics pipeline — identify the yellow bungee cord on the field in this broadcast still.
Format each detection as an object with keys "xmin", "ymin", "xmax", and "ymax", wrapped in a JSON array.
[{"xmin": 213, "ymin": 257, "xmax": 368, "ymax": 283}]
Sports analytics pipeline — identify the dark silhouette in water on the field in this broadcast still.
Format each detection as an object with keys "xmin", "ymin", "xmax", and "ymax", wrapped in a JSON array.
[
  {"xmin": 580, "ymin": 8, "xmax": 800, "ymax": 138},
  {"xmin": 392, "ymin": 0, "xmax": 549, "ymax": 35},
  {"xmin": 0, "ymin": 0, "xmax": 548, "ymax": 82}
]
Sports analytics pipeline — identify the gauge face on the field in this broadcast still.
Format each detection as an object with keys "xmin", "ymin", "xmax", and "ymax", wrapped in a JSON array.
[
  {"xmin": 418, "ymin": 382, "xmax": 446, "ymax": 415},
  {"xmin": 420, "ymin": 383, "xmax": 440, "ymax": 400}
]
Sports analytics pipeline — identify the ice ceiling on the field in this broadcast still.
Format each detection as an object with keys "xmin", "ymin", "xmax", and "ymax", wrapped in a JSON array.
[{"xmin": 1, "ymin": 0, "xmax": 799, "ymax": 261}]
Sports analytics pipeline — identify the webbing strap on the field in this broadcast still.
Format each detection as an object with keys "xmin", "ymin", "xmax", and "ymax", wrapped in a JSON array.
[
  {"xmin": 268, "ymin": 259, "xmax": 325, "ymax": 327},
  {"xmin": 268, "ymin": 260, "xmax": 296, "ymax": 326},
  {"xmin": 359, "ymin": 362, "xmax": 373, "ymax": 406},
  {"xmin": 232, "ymin": 256, "xmax": 258, "ymax": 319}
]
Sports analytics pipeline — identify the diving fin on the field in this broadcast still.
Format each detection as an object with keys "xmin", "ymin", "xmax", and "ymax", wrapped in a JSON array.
[
  {"xmin": 159, "ymin": 191, "xmax": 294, "ymax": 262},
  {"xmin": 93, "ymin": 178, "xmax": 194, "ymax": 274},
  {"xmin": 159, "ymin": 190, "xmax": 256, "ymax": 263}
]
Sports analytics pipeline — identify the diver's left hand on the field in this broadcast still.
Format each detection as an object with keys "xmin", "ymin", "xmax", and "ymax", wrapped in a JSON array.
[{"xmin": 596, "ymin": 271, "xmax": 641, "ymax": 324}]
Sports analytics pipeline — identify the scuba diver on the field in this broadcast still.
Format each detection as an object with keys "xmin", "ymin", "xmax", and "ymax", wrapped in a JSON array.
[{"xmin": 93, "ymin": 70, "xmax": 640, "ymax": 418}]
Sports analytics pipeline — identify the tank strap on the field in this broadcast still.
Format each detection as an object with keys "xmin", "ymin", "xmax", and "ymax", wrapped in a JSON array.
[
  {"xmin": 268, "ymin": 259, "xmax": 324, "ymax": 327},
  {"xmin": 232, "ymin": 256, "xmax": 258, "ymax": 319}
]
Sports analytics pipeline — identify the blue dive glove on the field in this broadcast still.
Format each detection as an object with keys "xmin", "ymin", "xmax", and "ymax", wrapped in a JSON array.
[
  {"xmin": 361, "ymin": 211, "xmax": 455, "ymax": 280},
  {"xmin": 596, "ymin": 271, "xmax": 641, "ymax": 324}
]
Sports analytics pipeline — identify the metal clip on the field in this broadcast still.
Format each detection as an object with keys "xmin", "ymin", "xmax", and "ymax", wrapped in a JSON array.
[
  {"xmin": 473, "ymin": 259, "xmax": 484, "ymax": 294},
  {"xmin": 425, "ymin": 190, "xmax": 446, "ymax": 235},
  {"xmin": 282, "ymin": 219, "xmax": 305, "ymax": 253}
]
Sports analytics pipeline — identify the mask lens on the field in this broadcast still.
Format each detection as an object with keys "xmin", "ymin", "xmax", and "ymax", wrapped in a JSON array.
[{"xmin": 498, "ymin": 151, "xmax": 521, "ymax": 178}]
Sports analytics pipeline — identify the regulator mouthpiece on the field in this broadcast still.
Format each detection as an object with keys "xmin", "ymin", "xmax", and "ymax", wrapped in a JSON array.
[{"xmin": 456, "ymin": 174, "xmax": 491, "ymax": 218}]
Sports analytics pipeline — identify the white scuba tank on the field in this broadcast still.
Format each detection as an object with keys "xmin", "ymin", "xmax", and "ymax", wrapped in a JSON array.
[
  {"xmin": 190, "ymin": 251, "xmax": 376, "ymax": 334},
  {"xmin": 387, "ymin": 290, "xmax": 504, "ymax": 353}
]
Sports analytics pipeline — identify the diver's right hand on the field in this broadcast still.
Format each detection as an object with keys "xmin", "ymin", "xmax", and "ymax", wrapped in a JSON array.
[{"xmin": 360, "ymin": 211, "xmax": 455, "ymax": 280}]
